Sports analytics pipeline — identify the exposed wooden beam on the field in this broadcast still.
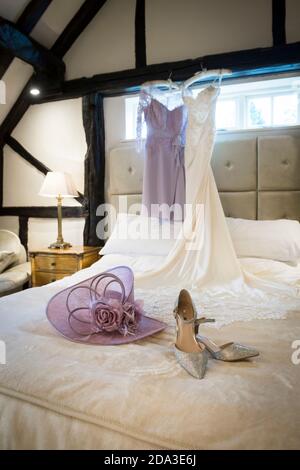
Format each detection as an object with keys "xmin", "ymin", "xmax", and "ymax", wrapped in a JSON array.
[
  {"xmin": 0, "ymin": 16, "xmax": 65, "ymax": 79},
  {"xmin": 272, "ymin": 0, "xmax": 286, "ymax": 46},
  {"xmin": 6, "ymin": 136, "xmax": 50, "ymax": 175},
  {"xmin": 35, "ymin": 41, "xmax": 300, "ymax": 102},
  {"xmin": 19, "ymin": 216, "xmax": 28, "ymax": 251},
  {"xmin": 5, "ymin": 136, "xmax": 86, "ymax": 206},
  {"xmin": 0, "ymin": 0, "xmax": 108, "ymax": 144},
  {"xmin": 0, "ymin": 0, "xmax": 53, "ymax": 79},
  {"xmin": 0, "ymin": 206, "xmax": 86, "ymax": 218},
  {"xmin": 17, "ymin": 0, "xmax": 53, "ymax": 34},
  {"xmin": 135, "ymin": 0, "xmax": 146, "ymax": 68},
  {"xmin": 51, "ymin": 0, "xmax": 108, "ymax": 58}
]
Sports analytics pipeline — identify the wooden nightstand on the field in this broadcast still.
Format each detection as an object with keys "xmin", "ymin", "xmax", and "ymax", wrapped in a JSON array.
[{"xmin": 29, "ymin": 246, "xmax": 100, "ymax": 287}]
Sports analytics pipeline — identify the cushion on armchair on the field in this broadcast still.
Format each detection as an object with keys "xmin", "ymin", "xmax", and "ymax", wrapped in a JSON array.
[{"xmin": 0, "ymin": 251, "xmax": 17, "ymax": 274}]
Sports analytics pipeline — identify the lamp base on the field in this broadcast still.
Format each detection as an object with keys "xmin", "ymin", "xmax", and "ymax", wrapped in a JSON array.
[{"xmin": 49, "ymin": 241, "xmax": 72, "ymax": 250}]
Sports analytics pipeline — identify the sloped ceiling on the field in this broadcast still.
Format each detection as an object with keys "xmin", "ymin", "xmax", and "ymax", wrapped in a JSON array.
[
  {"xmin": 31, "ymin": 0, "xmax": 86, "ymax": 48},
  {"xmin": 0, "ymin": 0, "xmax": 30, "ymax": 22},
  {"xmin": 0, "ymin": 0, "xmax": 86, "ymax": 125}
]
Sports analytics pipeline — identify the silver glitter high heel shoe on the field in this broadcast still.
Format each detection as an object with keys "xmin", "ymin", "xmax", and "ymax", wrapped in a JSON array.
[
  {"xmin": 195, "ymin": 318, "xmax": 259, "ymax": 362},
  {"xmin": 174, "ymin": 290, "xmax": 208, "ymax": 379}
]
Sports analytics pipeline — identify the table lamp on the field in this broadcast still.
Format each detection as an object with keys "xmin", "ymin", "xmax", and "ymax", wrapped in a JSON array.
[{"xmin": 39, "ymin": 172, "xmax": 79, "ymax": 249}]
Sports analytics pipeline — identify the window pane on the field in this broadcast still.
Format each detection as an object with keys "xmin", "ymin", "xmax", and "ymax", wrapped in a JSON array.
[
  {"xmin": 125, "ymin": 97, "xmax": 147, "ymax": 140},
  {"xmin": 216, "ymin": 100, "xmax": 237, "ymax": 129},
  {"xmin": 273, "ymin": 94, "xmax": 298, "ymax": 126},
  {"xmin": 247, "ymin": 97, "xmax": 271, "ymax": 128}
]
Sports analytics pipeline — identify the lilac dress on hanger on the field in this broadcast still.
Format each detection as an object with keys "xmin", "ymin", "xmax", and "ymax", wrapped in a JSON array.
[{"xmin": 137, "ymin": 92, "xmax": 187, "ymax": 220}]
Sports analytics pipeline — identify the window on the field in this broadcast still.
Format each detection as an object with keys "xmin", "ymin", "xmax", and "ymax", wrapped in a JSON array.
[
  {"xmin": 216, "ymin": 99, "xmax": 238, "ymax": 129},
  {"xmin": 125, "ymin": 96, "xmax": 143, "ymax": 140},
  {"xmin": 247, "ymin": 96, "xmax": 272, "ymax": 128},
  {"xmin": 125, "ymin": 76, "xmax": 300, "ymax": 139}
]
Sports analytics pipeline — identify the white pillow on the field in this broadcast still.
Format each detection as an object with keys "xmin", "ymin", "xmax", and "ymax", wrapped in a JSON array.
[
  {"xmin": 226, "ymin": 218, "xmax": 300, "ymax": 264},
  {"xmin": 100, "ymin": 214, "xmax": 182, "ymax": 256},
  {"xmin": 0, "ymin": 251, "xmax": 16, "ymax": 274}
]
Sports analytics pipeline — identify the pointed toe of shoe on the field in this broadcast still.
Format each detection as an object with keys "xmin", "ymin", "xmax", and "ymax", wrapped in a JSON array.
[
  {"xmin": 174, "ymin": 346, "xmax": 208, "ymax": 379},
  {"xmin": 214, "ymin": 343, "xmax": 259, "ymax": 362}
]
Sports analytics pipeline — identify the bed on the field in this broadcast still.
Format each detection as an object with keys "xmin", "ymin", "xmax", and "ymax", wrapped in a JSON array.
[{"xmin": 1, "ymin": 129, "xmax": 300, "ymax": 450}]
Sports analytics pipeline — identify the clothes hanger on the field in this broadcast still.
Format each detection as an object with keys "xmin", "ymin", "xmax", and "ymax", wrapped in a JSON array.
[
  {"xmin": 182, "ymin": 68, "xmax": 232, "ymax": 92},
  {"xmin": 140, "ymin": 76, "xmax": 182, "ymax": 110},
  {"xmin": 141, "ymin": 78, "xmax": 180, "ymax": 92}
]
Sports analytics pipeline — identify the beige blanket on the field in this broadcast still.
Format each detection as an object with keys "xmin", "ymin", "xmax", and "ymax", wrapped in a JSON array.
[{"xmin": 0, "ymin": 265, "xmax": 300, "ymax": 450}]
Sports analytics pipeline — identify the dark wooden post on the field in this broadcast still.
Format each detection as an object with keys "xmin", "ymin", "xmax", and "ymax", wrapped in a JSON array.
[
  {"xmin": 135, "ymin": 0, "xmax": 146, "ymax": 68},
  {"xmin": 272, "ymin": 0, "xmax": 286, "ymax": 46},
  {"xmin": 19, "ymin": 216, "xmax": 29, "ymax": 253}
]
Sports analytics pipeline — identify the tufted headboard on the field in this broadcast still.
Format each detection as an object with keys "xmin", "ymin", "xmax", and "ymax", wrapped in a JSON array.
[{"xmin": 107, "ymin": 127, "xmax": 300, "ymax": 221}]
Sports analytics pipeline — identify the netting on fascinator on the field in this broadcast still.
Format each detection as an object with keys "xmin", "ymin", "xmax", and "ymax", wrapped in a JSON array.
[{"xmin": 66, "ymin": 270, "xmax": 143, "ymax": 338}]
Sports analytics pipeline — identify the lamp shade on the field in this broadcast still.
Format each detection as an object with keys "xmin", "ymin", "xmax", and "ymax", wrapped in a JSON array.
[{"xmin": 39, "ymin": 172, "xmax": 79, "ymax": 198}]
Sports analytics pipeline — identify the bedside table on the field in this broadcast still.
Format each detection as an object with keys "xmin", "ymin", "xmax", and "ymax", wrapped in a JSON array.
[{"xmin": 29, "ymin": 246, "xmax": 100, "ymax": 287}]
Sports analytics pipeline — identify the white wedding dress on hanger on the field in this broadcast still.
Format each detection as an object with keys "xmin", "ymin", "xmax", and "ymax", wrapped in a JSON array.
[{"xmin": 135, "ymin": 78, "xmax": 300, "ymax": 326}]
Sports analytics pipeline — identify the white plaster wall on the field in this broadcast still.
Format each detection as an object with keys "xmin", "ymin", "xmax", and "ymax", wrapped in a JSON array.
[
  {"xmin": 0, "ymin": 0, "xmax": 29, "ymax": 22},
  {"xmin": 28, "ymin": 218, "xmax": 85, "ymax": 251},
  {"xmin": 3, "ymin": 146, "xmax": 81, "ymax": 207},
  {"xmin": 0, "ymin": 59, "xmax": 33, "ymax": 125},
  {"xmin": 12, "ymin": 98, "xmax": 86, "ymax": 197},
  {"xmin": 64, "ymin": 0, "xmax": 136, "ymax": 79},
  {"xmin": 286, "ymin": 0, "xmax": 300, "ymax": 43},
  {"xmin": 1, "ymin": 98, "xmax": 86, "ymax": 250},
  {"xmin": 147, "ymin": 0, "xmax": 273, "ymax": 64},
  {"xmin": 0, "ymin": 217, "xmax": 19, "ymax": 236},
  {"xmin": 0, "ymin": 215, "xmax": 85, "ymax": 251}
]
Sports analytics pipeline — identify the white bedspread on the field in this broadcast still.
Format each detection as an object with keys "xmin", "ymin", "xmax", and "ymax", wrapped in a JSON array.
[{"xmin": 0, "ymin": 256, "xmax": 300, "ymax": 449}]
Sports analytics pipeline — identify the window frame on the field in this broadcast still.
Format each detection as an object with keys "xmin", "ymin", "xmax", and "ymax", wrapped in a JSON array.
[{"xmin": 124, "ymin": 77, "xmax": 300, "ymax": 139}]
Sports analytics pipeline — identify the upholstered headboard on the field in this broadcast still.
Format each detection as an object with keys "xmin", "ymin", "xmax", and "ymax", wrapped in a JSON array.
[{"xmin": 107, "ymin": 128, "xmax": 300, "ymax": 221}]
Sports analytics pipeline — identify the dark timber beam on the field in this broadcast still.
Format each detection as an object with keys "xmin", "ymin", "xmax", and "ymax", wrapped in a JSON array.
[
  {"xmin": 6, "ymin": 136, "xmax": 51, "ymax": 175},
  {"xmin": 51, "ymin": 0, "xmax": 108, "ymax": 58},
  {"xmin": 0, "ymin": 207, "xmax": 87, "ymax": 218},
  {"xmin": 0, "ymin": 0, "xmax": 108, "ymax": 144},
  {"xmin": 5, "ymin": 136, "xmax": 86, "ymax": 206},
  {"xmin": 34, "ymin": 41, "xmax": 300, "ymax": 102},
  {"xmin": 19, "ymin": 216, "xmax": 29, "ymax": 252},
  {"xmin": 135, "ymin": 0, "xmax": 146, "ymax": 68},
  {"xmin": 0, "ymin": 16, "xmax": 65, "ymax": 80},
  {"xmin": 0, "ymin": 0, "xmax": 53, "ymax": 79},
  {"xmin": 272, "ymin": 0, "xmax": 286, "ymax": 46}
]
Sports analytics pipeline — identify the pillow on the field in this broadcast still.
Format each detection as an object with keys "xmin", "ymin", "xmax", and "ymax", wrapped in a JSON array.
[
  {"xmin": 100, "ymin": 214, "xmax": 183, "ymax": 256},
  {"xmin": 226, "ymin": 218, "xmax": 300, "ymax": 264},
  {"xmin": 0, "ymin": 251, "xmax": 16, "ymax": 274}
]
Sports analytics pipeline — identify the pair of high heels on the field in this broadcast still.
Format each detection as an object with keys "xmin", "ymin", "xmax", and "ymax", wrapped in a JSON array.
[{"xmin": 174, "ymin": 290, "xmax": 259, "ymax": 379}]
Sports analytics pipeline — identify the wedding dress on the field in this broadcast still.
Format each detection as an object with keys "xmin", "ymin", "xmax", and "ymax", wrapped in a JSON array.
[{"xmin": 134, "ymin": 79, "xmax": 300, "ymax": 326}]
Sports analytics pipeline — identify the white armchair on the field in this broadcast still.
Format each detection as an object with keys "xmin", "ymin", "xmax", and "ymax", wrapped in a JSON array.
[{"xmin": 0, "ymin": 230, "xmax": 31, "ymax": 297}]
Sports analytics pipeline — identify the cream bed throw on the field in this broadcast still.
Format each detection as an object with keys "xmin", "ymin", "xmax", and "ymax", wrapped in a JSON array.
[{"xmin": 0, "ymin": 260, "xmax": 300, "ymax": 449}]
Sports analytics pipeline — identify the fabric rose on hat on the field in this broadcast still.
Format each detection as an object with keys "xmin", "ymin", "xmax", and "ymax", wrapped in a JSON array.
[{"xmin": 90, "ymin": 297, "xmax": 143, "ymax": 336}]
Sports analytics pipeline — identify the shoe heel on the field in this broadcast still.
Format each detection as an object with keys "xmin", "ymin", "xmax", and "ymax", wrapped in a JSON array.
[{"xmin": 174, "ymin": 289, "xmax": 208, "ymax": 379}]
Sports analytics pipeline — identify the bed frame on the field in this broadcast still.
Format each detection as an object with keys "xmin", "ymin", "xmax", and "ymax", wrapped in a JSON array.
[{"xmin": 107, "ymin": 127, "xmax": 300, "ymax": 221}]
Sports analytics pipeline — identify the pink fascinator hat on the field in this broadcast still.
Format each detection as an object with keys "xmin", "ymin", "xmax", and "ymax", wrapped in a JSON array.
[{"xmin": 46, "ymin": 266, "xmax": 166, "ymax": 345}]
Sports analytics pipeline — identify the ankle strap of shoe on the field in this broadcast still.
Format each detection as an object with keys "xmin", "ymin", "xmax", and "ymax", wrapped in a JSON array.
[
  {"xmin": 194, "ymin": 317, "xmax": 215, "ymax": 335},
  {"xmin": 195, "ymin": 317, "xmax": 215, "ymax": 325}
]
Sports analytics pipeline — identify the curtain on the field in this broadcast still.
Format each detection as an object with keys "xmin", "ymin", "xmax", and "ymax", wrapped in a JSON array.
[{"xmin": 82, "ymin": 93, "xmax": 105, "ymax": 246}]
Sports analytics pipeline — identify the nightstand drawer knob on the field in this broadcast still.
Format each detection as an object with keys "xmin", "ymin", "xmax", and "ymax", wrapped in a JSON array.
[{"xmin": 51, "ymin": 262, "xmax": 56, "ymax": 267}]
